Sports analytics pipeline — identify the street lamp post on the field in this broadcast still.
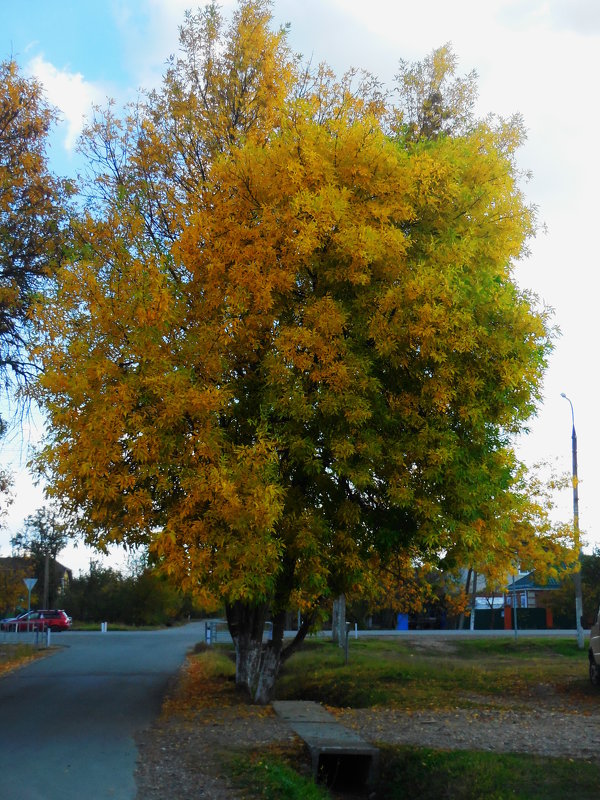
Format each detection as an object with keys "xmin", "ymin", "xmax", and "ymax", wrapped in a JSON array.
[{"xmin": 561, "ymin": 393, "xmax": 584, "ymax": 649}]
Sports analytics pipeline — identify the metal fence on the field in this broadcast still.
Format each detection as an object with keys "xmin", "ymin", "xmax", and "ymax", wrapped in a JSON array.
[
  {"xmin": 0, "ymin": 626, "xmax": 52, "ymax": 648},
  {"xmin": 203, "ymin": 620, "xmax": 274, "ymax": 644}
]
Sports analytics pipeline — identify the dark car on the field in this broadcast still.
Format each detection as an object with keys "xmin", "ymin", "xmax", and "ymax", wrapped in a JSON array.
[{"xmin": 0, "ymin": 609, "xmax": 72, "ymax": 632}]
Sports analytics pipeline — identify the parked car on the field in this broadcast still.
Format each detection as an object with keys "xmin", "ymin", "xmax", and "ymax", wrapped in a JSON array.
[{"xmin": 0, "ymin": 609, "xmax": 72, "ymax": 632}]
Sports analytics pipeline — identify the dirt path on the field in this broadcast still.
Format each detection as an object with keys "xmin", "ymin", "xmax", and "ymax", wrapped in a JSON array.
[{"xmin": 338, "ymin": 704, "xmax": 600, "ymax": 762}]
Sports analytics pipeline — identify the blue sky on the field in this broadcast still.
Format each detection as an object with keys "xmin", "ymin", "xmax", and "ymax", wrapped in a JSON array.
[{"xmin": 2, "ymin": 0, "xmax": 600, "ymax": 573}]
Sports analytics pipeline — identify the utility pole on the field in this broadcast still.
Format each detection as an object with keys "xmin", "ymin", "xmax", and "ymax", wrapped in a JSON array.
[
  {"xmin": 43, "ymin": 552, "xmax": 50, "ymax": 609},
  {"xmin": 561, "ymin": 393, "xmax": 584, "ymax": 649}
]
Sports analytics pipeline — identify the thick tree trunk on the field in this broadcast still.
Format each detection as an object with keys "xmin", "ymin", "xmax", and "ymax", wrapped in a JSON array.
[
  {"xmin": 226, "ymin": 601, "xmax": 283, "ymax": 704},
  {"xmin": 235, "ymin": 634, "xmax": 263, "ymax": 692},
  {"xmin": 226, "ymin": 600, "xmax": 315, "ymax": 704},
  {"xmin": 253, "ymin": 645, "xmax": 281, "ymax": 705}
]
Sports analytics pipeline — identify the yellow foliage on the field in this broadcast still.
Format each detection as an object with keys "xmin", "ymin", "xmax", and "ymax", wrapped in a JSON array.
[{"xmin": 29, "ymin": 3, "xmax": 556, "ymax": 627}]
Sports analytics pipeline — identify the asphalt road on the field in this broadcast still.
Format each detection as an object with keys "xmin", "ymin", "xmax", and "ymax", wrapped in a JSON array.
[{"xmin": 0, "ymin": 623, "xmax": 206, "ymax": 800}]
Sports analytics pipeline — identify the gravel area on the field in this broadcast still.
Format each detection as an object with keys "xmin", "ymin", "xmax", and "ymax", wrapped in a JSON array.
[
  {"xmin": 337, "ymin": 704, "xmax": 600, "ymax": 762},
  {"xmin": 135, "ymin": 706, "xmax": 296, "ymax": 799}
]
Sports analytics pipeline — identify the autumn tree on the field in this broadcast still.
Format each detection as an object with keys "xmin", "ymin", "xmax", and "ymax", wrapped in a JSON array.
[
  {"xmin": 0, "ymin": 60, "xmax": 70, "ymax": 517},
  {"xmin": 31, "ymin": 1, "xmax": 561, "ymax": 701},
  {"xmin": 0, "ymin": 559, "xmax": 28, "ymax": 615},
  {"xmin": 0, "ymin": 60, "xmax": 70, "ymax": 390}
]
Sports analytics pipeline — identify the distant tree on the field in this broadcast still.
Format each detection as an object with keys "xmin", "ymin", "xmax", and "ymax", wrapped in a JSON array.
[
  {"xmin": 11, "ymin": 506, "xmax": 68, "ymax": 606},
  {"xmin": 549, "ymin": 548, "xmax": 600, "ymax": 628},
  {"xmin": 60, "ymin": 561, "xmax": 187, "ymax": 625},
  {"xmin": 12, "ymin": 506, "xmax": 68, "ymax": 562},
  {"xmin": 59, "ymin": 562, "xmax": 124, "ymax": 623},
  {"xmin": 581, "ymin": 550, "xmax": 600, "ymax": 625}
]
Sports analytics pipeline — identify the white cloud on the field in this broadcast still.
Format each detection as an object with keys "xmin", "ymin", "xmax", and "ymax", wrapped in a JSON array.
[
  {"xmin": 109, "ymin": 0, "xmax": 237, "ymax": 92},
  {"xmin": 147, "ymin": 0, "xmax": 236, "ymax": 27},
  {"xmin": 551, "ymin": 0, "xmax": 600, "ymax": 34},
  {"xmin": 498, "ymin": 0, "xmax": 600, "ymax": 35},
  {"xmin": 27, "ymin": 55, "xmax": 106, "ymax": 151}
]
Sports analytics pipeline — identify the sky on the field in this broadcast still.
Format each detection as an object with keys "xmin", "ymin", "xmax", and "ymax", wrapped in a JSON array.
[{"xmin": 0, "ymin": 0, "xmax": 598, "ymax": 575}]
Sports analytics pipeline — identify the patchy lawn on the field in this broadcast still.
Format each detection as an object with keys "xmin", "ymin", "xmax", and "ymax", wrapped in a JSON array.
[{"xmin": 0, "ymin": 643, "xmax": 48, "ymax": 677}]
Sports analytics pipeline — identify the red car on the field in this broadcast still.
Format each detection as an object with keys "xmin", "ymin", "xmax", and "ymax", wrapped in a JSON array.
[{"xmin": 0, "ymin": 609, "xmax": 72, "ymax": 632}]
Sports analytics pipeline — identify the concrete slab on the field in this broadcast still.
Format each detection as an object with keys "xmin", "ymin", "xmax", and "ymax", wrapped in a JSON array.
[{"xmin": 272, "ymin": 700, "xmax": 379, "ymax": 789}]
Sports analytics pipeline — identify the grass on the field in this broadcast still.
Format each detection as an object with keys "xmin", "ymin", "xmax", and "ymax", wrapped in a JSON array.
[
  {"xmin": 378, "ymin": 745, "xmax": 600, "ymax": 800},
  {"xmin": 228, "ymin": 742, "xmax": 600, "ymax": 800},
  {"xmin": 274, "ymin": 637, "xmax": 589, "ymax": 710},
  {"xmin": 161, "ymin": 642, "xmax": 238, "ymax": 718},
  {"xmin": 229, "ymin": 752, "xmax": 330, "ymax": 800},
  {"xmin": 0, "ymin": 643, "xmax": 46, "ymax": 676}
]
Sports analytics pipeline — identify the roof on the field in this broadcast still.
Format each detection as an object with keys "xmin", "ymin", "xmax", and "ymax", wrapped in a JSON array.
[
  {"xmin": 506, "ymin": 571, "xmax": 560, "ymax": 592},
  {"xmin": 0, "ymin": 556, "xmax": 72, "ymax": 578}
]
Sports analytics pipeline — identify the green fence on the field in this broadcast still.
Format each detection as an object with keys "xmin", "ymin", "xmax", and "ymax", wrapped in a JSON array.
[{"xmin": 474, "ymin": 607, "xmax": 547, "ymax": 630}]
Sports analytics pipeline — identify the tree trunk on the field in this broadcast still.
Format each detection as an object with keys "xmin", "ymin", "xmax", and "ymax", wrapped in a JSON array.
[
  {"xmin": 459, "ymin": 567, "xmax": 473, "ymax": 630},
  {"xmin": 336, "ymin": 593, "xmax": 346, "ymax": 648},
  {"xmin": 226, "ymin": 600, "xmax": 314, "ymax": 704},
  {"xmin": 332, "ymin": 596, "xmax": 339, "ymax": 643},
  {"xmin": 226, "ymin": 601, "xmax": 282, "ymax": 704},
  {"xmin": 470, "ymin": 570, "xmax": 478, "ymax": 631},
  {"xmin": 234, "ymin": 632, "xmax": 263, "ymax": 693},
  {"xmin": 253, "ymin": 644, "xmax": 281, "ymax": 705}
]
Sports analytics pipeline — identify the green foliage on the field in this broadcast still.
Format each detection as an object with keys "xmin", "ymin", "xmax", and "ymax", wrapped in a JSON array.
[
  {"xmin": 60, "ymin": 561, "xmax": 189, "ymax": 626},
  {"xmin": 581, "ymin": 550, "xmax": 600, "ymax": 625},
  {"xmin": 229, "ymin": 754, "xmax": 330, "ymax": 800},
  {"xmin": 548, "ymin": 549, "xmax": 600, "ymax": 628},
  {"xmin": 378, "ymin": 746, "xmax": 600, "ymax": 800}
]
